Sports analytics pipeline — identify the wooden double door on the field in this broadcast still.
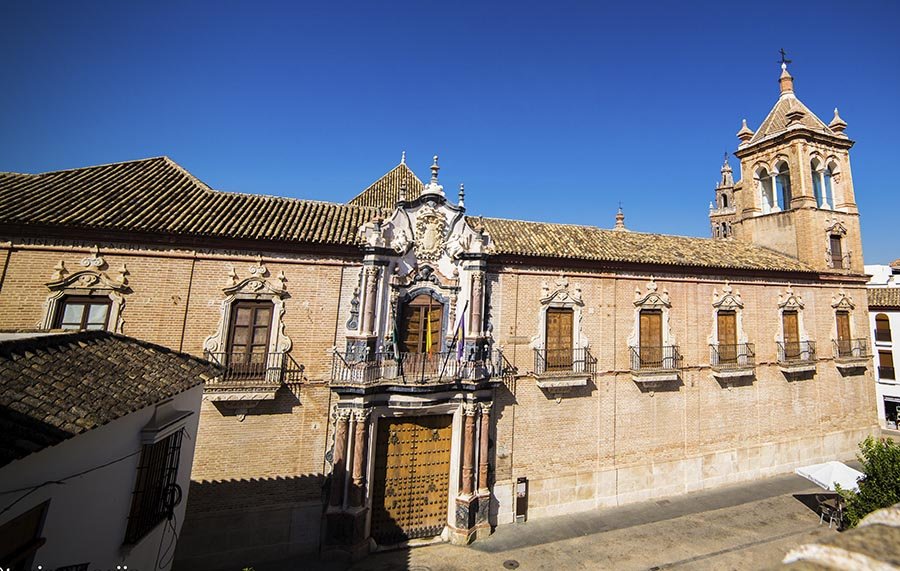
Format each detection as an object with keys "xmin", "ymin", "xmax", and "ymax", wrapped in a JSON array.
[{"xmin": 370, "ymin": 415, "xmax": 453, "ymax": 545}]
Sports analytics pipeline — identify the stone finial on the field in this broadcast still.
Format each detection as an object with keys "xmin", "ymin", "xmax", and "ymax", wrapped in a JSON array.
[
  {"xmin": 458, "ymin": 183, "xmax": 465, "ymax": 208},
  {"xmin": 431, "ymin": 155, "xmax": 440, "ymax": 182},
  {"xmin": 737, "ymin": 119, "xmax": 754, "ymax": 144},
  {"xmin": 829, "ymin": 108, "xmax": 848, "ymax": 137},
  {"xmin": 51, "ymin": 260, "xmax": 68, "ymax": 281},
  {"xmin": 779, "ymin": 62, "xmax": 794, "ymax": 95},
  {"xmin": 421, "ymin": 154, "xmax": 444, "ymax": 196},
  {"xmin": 614, "ymin": 205, "xmax": 627, "ymax": 231},
  {"xmin": 401, "ymin": 150, "xmax": 406, "ymax": 164}
]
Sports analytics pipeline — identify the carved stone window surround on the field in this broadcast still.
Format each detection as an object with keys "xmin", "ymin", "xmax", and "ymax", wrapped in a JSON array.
[
  {"xmin": 627, "ymin": 277, "xmax": 675, "ymax": 349},
  {"xmin": 529, "ymin": 274, "xmax": 589, "ymax": 353},
  {"xmin": 41, "ymin": 248, "xmax": 130, "ymax": 333},
  {"xmin": 203, "ymin": 259, "xmax": 292, "ymax": 356}
]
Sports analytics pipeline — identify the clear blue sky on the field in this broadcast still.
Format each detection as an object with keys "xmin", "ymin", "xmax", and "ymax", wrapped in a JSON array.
[{"xmin": 2, "ymin": 1, "xmax": 898, "ymax": 263}]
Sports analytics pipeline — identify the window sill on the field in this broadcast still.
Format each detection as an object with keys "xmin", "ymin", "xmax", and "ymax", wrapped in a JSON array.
[
  {"xmin": 631, "ymin": 370, "xmax": 680, "ymax": 383},
  {"xmin": 535, "ymin": 375, "xmax": 590, "ymax": 389},
  {"xmin": 711, "ymin": 366, "xmax": 755, "ymax": 379},
  {"xmin": 778, "ymin": 362, "xmax": 817, "ymax": 374}
]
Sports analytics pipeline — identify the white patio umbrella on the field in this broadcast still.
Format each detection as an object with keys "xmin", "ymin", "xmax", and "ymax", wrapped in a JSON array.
[{"xmin": 795, "ymin": 461, "xmax": 864, "ymax": 493}]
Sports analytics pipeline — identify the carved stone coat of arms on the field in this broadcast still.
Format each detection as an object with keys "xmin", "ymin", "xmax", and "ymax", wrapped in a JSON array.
[{"xmin": 414, "ymin": 207, "xmax": 447, "ymax": 261}]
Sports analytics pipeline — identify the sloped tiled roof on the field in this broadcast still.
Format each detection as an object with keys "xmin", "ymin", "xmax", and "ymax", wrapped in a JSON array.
[
  {"xmin": 868, "ymin": 288, "xmax": 900, "ymax": 309},
  {"xmin": 0, "ymin": 330, "xmax": 220, "ymax": 467},
  {"xmin": 0, "ymin": 156, "xmax": 812, "ymax": 273},
  {"xmin": 475, "ymin": 217, "xmax": 812, "ymax": 272},
  {"xmin": 347, "ymin": 162, "xmax": 424, "ymax": 208},
  {"xmin": 748, "ymin": 94, "xmax": 834, "ymax": 145},
  {"xmin": 0, "ymin": 156, "xmax": 385, "ymax": 245}
]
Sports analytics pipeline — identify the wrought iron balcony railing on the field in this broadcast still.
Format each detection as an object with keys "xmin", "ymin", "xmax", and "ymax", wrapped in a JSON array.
[
  {"xmin": 330, "ymin": 349, "xmax": 512, "ymax": 387},
  {"xmin": 879, "ymin": 366, "xmax": 896, "ymax": 380},
  {"xmin": 874, "ymin": 329, "xmax": 892, "ymax": 343},
  {"xmin": 533, "ymin": 347, "xmax": 596, "ymax": 376},
  {"xmin": 630, "ymin": 345, "xmax": 682, "ymax": 372},
  {"xmin": 205, "ymin": 350, "xmax": 304, "ymax": 385},
  {"xmin": 777, "ymin": 341, "xmax": 816, "ymax": 364},
  {"xmin": 833, "ymin": 338, "xmax": 869, "ymax": 360},
  {"xmin": 710, "ymin": 343, "xmax": 756, "ymax": 369}
]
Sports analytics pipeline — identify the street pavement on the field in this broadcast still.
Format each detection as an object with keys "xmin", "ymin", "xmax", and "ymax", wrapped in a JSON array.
[{"xmin": 244, "ymin": 472, "xmax": 841, "ymax": 571}]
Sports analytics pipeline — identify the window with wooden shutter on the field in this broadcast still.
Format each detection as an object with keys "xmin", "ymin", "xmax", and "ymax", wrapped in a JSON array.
[
  {"xmin": 225, "ymin": 301, "xmax": 273, "ymax": 376},
  {"xmin": 782, "ymin": 310, "xmax": 800, "ymax": 359},
  {"xmin": 545, "ymin": 307, "xmax": 574, "ymax": 370},
  {"xmin": 830, "ymin": 235, "xmax": 844, "ymax": 269},
  {"xmin": 640, "ymin": 309, "xmax": 663, "ymax": 368},
  {"xmin": 401, "ymin": 295, "xmax": 443, "ymax": 354},
  {"xmin": 879, "ymin": 351, "xmax": 895, "ymax": 380},
  {"xmin": 717, "ymin": 310, "xmax": 737, "ymax": 364},
  {"xmin": 836, "ymin": 311, "xmax": 851, "ymax": 356},
  {"xmin": 875, "ymin": 313, "xmax": 892, "ymax": 343}
]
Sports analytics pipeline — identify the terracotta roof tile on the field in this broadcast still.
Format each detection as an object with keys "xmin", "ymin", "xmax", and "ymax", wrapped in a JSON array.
[
  {"xmin": 0, "ymin": 156, "xmax": 386, "ymax": 246},
  {"xmin": 749, "ymin": 95, "xmax": 834, "ymax": 145},
  {"xmin": 868, "ymin": 288, "xmax": 900, "ymax": 309},
  {"xmin": 0, "ymin": 331, "xmax": 220, "ymax": 467},
  {"xmin": 1, "ymin": 157, "xmax": 812, "ymax": 273},
  {"xmin": 475, "ymin": 216, "xmax": 812, "ymax": 272},
  {"xmin": 347, "ymin": 162, "xmax": 424, "ymax": 208}
]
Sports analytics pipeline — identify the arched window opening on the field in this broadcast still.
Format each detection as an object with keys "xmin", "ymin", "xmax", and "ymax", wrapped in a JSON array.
[
  {"xmin": 722, "ymin": 193, "xmax": 729, "ymax": 208},
  {"xmin": 401, "ymin": 294, "xmax": 444, "ymax": 354},
  {"xmin": 775, "ymin": 162, "xmax": 792, "ymax": 209},
  {"xmin": 875, "ymin": 313, "xmax": 892, "ymax": 343},
  {"xmin": 757, "ymin": 168, "xmax": 775, "ymax": 213},
  {"xmin": 824, "ymin": 163, "xmax": 836, "ymax": 209},
  {"xmin": 811, "ymin": 159, "xmax": 824, "ymax": 207}
]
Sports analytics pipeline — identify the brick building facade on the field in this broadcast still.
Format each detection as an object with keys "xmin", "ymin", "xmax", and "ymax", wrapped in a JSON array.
[{"xmin": 0, "ymin": 64, "xmax": 877, "ymax": 566}]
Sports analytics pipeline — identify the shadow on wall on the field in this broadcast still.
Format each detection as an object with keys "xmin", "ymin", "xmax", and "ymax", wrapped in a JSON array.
[{"xmin": 174, "ymin": 474, "xmax": 327, "ymax": 571}]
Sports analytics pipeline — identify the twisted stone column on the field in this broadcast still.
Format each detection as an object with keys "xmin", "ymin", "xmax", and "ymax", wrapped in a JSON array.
[
  {"xmin": 349, "ymin": 409, "xmax": 370, "ymax": 508},
  {"xmin": 361, "ymin": 265, "xmax": 380, "ymax": 336},
  {"xmin": 469, "ymin": 271, "xmax": 484, "ymax": 337},
  {"xmin": 477, "ymin": 402, "xmax": 491, "ymax": 494},
  {"xmin": 329, "ymin": 408, "xmax": 351, "ymax": 507},
  {"xmin": 461, "ymin": 403, "xmax": 477, "ymax": 497}
]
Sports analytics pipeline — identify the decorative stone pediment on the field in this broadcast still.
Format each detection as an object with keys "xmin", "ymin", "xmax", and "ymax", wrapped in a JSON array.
[
  {"xmin": 634, "ymin": 277, "xmax": 670, "ymax": 308},
  {"xmin": 825, "ymin": 218, "xmax": 848, "ymax": 236},
  {"xmin": 831, "ymin": 289, "xmax": 855, "ymax": 310},
  {"xmin": 777, "ymin": 284, "xmax": 805, "ymax": 310},
  {"xmin": 712, "ymin": 281, "xmax": 743, "ymax": 310},
  {"xmin": 540, "ymin": 275, "xmax": 583, "ymax": 306},
  {"xmin": 413, "ymin": 205, "xmax": 448, "ymax": 262},
  {"xmin": 46, "ymin": 264, "xmax": 130, "ymax": 293}
]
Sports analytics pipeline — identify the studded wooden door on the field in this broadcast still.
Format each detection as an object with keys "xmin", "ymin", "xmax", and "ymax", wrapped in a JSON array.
[{"xmin": 371, "ymin": 415, "xmax": 453, "ymax": 545}]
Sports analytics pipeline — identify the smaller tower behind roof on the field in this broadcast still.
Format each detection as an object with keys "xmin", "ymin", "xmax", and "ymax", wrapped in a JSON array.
[{"xmin": 709, "ymin": 153, "xmax": 736, "ymax": 239}]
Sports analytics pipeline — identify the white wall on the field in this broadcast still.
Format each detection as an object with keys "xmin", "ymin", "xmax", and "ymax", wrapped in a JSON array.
[
  {"xmin": 867, "ymin": 264, "xmax": 900, "ymax": 428},
  {"xmin": 0, "ymin": 384, "xmax": 203, "ymax": 571}
]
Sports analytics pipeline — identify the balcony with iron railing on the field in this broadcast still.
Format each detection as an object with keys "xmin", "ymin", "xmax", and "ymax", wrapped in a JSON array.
[
  {"xmin": 204, "ymin": 350, "xmax": 305, "ymax": 400},
  {"xmin": 532, "ymin": 347, "xmax": 596, "ymax": 389},
  {"xmin": 776, "ymin": 341, "xmax": 817, "ymax": 374},
  {"xmin": 709, "ymin": 343, "xmax": 756, "ymax": 378},
  {"xmin": 833, "ymin": 338, "xmax": 869, "ymax": 366},
  {"xmin": 629, "ymin": 345, "xmax": 682, "ymax": 383},
  {"xmin": 330, "ymin": 348, "xmax": 513, "ymax": 392}
]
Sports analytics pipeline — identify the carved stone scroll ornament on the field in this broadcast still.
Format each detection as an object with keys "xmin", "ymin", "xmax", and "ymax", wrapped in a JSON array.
[
  {"xmin": 530, "ymin": 274, "xmax": 588, "ymax": 350},
  {"xmin": 204, "ymin": 260, "xmax": 292, "ymax": 354},
  {"xmin": 41, "ymin": 251, "xmax": 130, "ymax": 333},
  {"xmin": 709, "ymin": 280, "xmax": 748, "ymax": 346},
  {"xmin": 777, "ymin": 284, "xmax": 805, "ymax": 311}
]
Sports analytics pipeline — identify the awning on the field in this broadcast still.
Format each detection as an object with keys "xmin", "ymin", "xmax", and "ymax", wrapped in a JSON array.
[{"xmin": 795, "ymin": 461, "xmax": 863, "ymax": 493}]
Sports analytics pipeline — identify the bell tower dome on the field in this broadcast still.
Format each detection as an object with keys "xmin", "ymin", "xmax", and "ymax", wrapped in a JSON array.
[{"xmin": 727, "ymin": 57, "xmax": 862, "ymax": 274}]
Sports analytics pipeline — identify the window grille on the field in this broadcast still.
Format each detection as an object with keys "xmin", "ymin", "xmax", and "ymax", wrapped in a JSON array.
[{"xmin": 124, "ymin": 430, "xmax": 183, "ymax": 544}]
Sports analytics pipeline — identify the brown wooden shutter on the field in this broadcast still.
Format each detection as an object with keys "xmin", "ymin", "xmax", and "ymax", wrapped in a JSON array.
[
  {"xmin": 717, "ymin": 311, "xmax": 737, "ymax": 363},
  {"xmin": 836, "ymin": 311, "xmax": 851, "ymax": 342},
  {"xmin": 830, "ymin": 236, "xmax": 843, "ymax": 268},
  {"xmin": 545, "ymin": 308, "xmax": 574, "ymax": 369},
  {"xmin": 782, "ymin": 310, "xmax": 800, "ymax": 359},
  {"xmin": 640, "ymin": 310, "xmax": 663, "ymax": 367},
  {"xmin": 228, "ymin": 301, "xmax": 272, "ymax": 360}
]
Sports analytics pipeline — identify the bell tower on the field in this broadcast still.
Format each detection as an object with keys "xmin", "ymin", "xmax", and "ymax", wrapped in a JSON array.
[
  {"xmin": 709, "ymin": 153, "xmax": 736, "ymax": 239},
  {"xmin": 728, "ymin": 59, "xmax": 862, "ymax": 274}
]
